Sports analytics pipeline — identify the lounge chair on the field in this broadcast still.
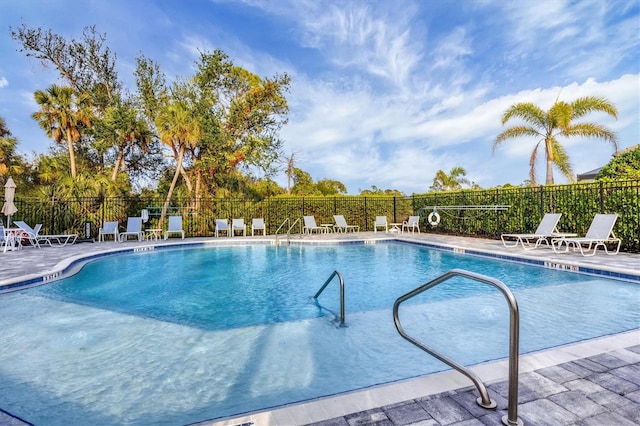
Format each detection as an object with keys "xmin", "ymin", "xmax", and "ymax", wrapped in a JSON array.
[
  {"xmin": 303, "ymin": 216, "xmax": 325, "ymax": 234},
  {"xmin": 13, "ymin": 221, "xmax": 78, "ymax": 247},
  {"xmin": 402, "ymin": 216, "xmax": 420, "ymax": 233},
  {"xmin": 231, "ymin": 219, "xmax": 246, "ymax": 237},
  {"xmin": 373, "ymin": 216, "xmax": 388, "ymax": 233},
  {"xmin": 164, "ymin": 216, "xmax": 185, "ymax": 240},
  {"xmin": 119, "ymin": 217, "xmax": 144, "ymax": 241},
  {"xmin": 251, "ymin": 218, "xmax": 266, "ymax": 236},
  {"xmin": 98, "ymin": 221, "xmax": 119, "ymax": 242},
  {"xmin": 333, "ymin": 215, "xmax": 359, "ymax": 233},
  {"xmin": 13, "ymin": 221, "xmax": 44, "ymax": 248},
  {"xmin": 215, "ymin": 219, "xmax": 229, "ymax": 237},
  {"xmin": 500, "ymin": 213, "xmax": 568, "ymax": 250},
  {"xmin": 552, "ymin": 214, "xmax": 621, "ymax": 256}
]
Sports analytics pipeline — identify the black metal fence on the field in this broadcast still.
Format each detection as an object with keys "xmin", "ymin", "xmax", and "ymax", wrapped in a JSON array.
[{"xmin": 3, "ymin": 179, "xmax": 639, "ymax": 252}]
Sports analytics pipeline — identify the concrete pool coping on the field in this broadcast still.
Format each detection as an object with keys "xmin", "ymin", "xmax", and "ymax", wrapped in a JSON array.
[{"xmin": 0, "ymin": 232, "xmax": 638, "ymax": 425}]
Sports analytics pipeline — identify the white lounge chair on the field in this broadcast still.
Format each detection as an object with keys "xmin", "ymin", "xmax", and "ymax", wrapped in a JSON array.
[
  {"xmin": 98, "ymin": 221, "xmax": 119, "ymax": 242},
  {"xmin": 333, "ymin": 215, "xmax": 359, "ymax": 233},
  {"xmin": 231, "ymin": 218, "xmax": 246, "ymax": 237},
  {"xmin": 119, "ymin": 217, "xmax": 144, "ymax": 241},
  {"xmin": 251, "ymin": 218, "xmax": 266, "ymax": 236},
  {"xmin": 13, "ymin": 221, "xmax": 44, "ymax": 248},
  {"xmin": 552, "ymin": 214, "xmax": 621, "ymax": 256},
  {"xmin": 303, "ymin": 216, "xmax": 324, "ymax": 234},
  {"xmin": 164, "ymin": 216, "xmax": 185, "ymax": 240},
  {"xmin": 500, "ymin": 213, "xmax": 567, "ymax": 250},
  {"xmin": 215, "ymin": 219, "xmax": 229, "ymax": 237},
  {"xmin": 373, "ymin": 216, "xmax": 388, "ymax": 233},
  {"xmin": 13, "ymin": 221, "xmax": 78, "ymax": 247},
  {"xmin": 402, "ymin": 216, "xmax": 420, "ymax": 233}
]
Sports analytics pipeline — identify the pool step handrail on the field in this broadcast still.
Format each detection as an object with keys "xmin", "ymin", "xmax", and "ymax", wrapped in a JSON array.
[
  {"xmin": 275, "ymin": 218, "xmax": 302, "ymax": 244},
  {"xmin": 275, "ymin": 218, "xmax": 290, "ymax": 244},
  {"xmin": 393, "ymin": 268, "xmax": 523, "ymax": 426},
  {"xmin": 313, "ymin": 270, "xmax": 345, "ymax": 325}
]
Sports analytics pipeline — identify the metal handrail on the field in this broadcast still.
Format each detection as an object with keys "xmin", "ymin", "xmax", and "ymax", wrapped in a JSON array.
[
  {"xmin": 393, "ymin": 268, "xmax": 523, "ymax": 426},
  {"xmin": 313, "ymin": 270, "xmax": 345, "ymax": 325},
  {"xmin": 274, "ymin": 218, "xmax": 290, "ymax": 244},
  {"xmin": 274, "ymin": 218, "xmax": 302, "ymax": 244}
]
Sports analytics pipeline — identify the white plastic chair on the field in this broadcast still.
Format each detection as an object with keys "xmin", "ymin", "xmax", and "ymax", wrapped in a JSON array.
[
  {"xmin": 373, "ymin": 216, "xmax": 388, "ymax": 233},
  {"xmin": 215, "ymin": 219, "xmax": 229, "ymax": 237},
  {"xmin": 552, "ymin": 214, "xmax": 621, "ymax": 256},
  {"xmin": 98, "ymin": 221, "xmax": 119, "ymax": 242},
  {"xmin": 303, "ymin": 216, "xmax": 324, "ymax": 234},
  {"xmin": 251, "ymin": 218, "xmax": 266, "ymax": 236},
  {"xmin": 119, "ymin": 217, "xmax": 144, "ymax": 241},
  {"xmin": 402, "ymin": 216, "xmax": 420, "ymax": 233},
  {"xmin": 231, "ymin": 219, "xmax": 246, "ymax": 237},
  {"xmin": 333, "ymin": 215, "xmax": 359, "ymax": 233},
  {"xmin": 164, "ymin": 216, "xmax": 185, "ymax": 240},
  {"xmin": 501, "ymin": 213, "xmax": 565, "ymax": 249}
]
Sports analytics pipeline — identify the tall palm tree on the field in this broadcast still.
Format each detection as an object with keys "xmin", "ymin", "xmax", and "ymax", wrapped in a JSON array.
[
  {"xmin": 32, "ymin": 85, "xmax": 93, "ymax": 179},
  {"xmin": 494, "ymin": 96, "xmax": 618, "ymax": 185},
  {"xmin": 155, "ymin": 97, "xmax": 202, "ymax": 224}
]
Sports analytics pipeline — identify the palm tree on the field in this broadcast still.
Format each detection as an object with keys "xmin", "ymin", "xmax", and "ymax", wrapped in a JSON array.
[
  {"xmin": 430, "ymin": 167, "xmax": 471, "ymax": 191},
  {"xmin": 494, "ymin": 96, "xmax": 618, "ymax": 185},
  {"xmin": 155, "ymin": 97, "xmax": 202, "ymax": 224},
  {"xmin": 32, "ymin": 85, "xmax": 93, "ymax": 179}
]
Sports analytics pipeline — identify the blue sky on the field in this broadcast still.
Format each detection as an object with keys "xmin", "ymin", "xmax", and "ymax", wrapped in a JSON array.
[{"xmin": 1, "ymin": 0, "xmax": 638, "ymax": 194}]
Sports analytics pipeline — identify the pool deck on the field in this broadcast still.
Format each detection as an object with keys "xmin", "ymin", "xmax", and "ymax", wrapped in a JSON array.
[{"xmin": 0, "ymin": 232, "xmax": 638, "ymax": 426}]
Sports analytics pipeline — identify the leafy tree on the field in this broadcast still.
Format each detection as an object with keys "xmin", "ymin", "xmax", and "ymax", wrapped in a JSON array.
[
  {"xmin": 92, "ymin": 99, "xmax": 157, "ymax": 182},
  {"xmin": 430, "ymin": 167, "xmax": 472, "ymax": 191},
  {"xmin": 596, "ymin": 145, "xmax": 640, "ymax": 180},
  {"xmin": 0, "ymin": 118, "xmax": 27, "ymax": 181},
  {"xmin": 359, "ymin": 185, "xmax": 405, "ymax": 196},
  {"xmin": 316, "ymin": 179, "xmax": 347, "ymax": 195},
  {"xmin": 494, "ymin": 96, "xmax": 618, "ymax": 185},
  {"xmin": 32, "ymin": 85, "xmax": 93, "ymax": 178},
  {"xmin": 11, "ymin": 24, "xmax": 121, "ymax": 111},
  {"xmin": 291, "ymin": 167, "xmax": 316, "ymax": 195}
]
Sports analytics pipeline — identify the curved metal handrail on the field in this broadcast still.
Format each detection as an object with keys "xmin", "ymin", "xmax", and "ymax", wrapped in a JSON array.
[
  {"xmin": 274, "ymin": 218, "xmax": 301, "ymax": 244},
  {"xmin": 393, "ymin": 268, "xmax": 523, "ymax": 426},
  {"xmin": 313, "ymin": 270, "xmax": 345, "ymax": 325}
]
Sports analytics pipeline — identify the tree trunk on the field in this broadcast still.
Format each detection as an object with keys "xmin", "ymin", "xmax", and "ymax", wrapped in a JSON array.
[
  {"xmin": 160, "ymin": 144, "xmax": 185, "ymax": 227},
  {"xmin": 66, "ymin": 132, "xmax": 77, "ymax": 179},
  {"xmin": 546, "ymin": 159, "xmax": 554, "ymax": 185},
  {"xmin": 111, "ymin": 147, "xmax": 124, "ymax": 181}
]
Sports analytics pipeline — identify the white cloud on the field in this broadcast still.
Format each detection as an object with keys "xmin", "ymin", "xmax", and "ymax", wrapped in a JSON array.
[{"xmin": 0, "ymin": 77, "xmax": 8, "ymax": 88}]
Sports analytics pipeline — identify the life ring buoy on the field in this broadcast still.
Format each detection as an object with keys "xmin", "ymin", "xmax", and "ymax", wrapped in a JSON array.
[{"xmin": 428, "ymin": 211, "xmax": 441, "ymax": 226}]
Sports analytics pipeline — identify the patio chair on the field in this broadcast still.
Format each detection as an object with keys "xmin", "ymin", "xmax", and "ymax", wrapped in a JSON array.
[
  {"xmin": 119, "ymin": 217, "xmax": 144, "ymax": 242},
  {"xmin": 500, "ymin": 213, "xmax": 567, "ymax": 250},
  {"xmin": 215, "ymin": 219, "xmax": 229, "ymax": 237},
  {"xmin": 373, "ymin": 216, "xmax": 388, "ymax": 233},
  {"xmin": 98, "ymin": 221, "xmax": 119, "ymax": 242},
  {"xmin": 231, "ymin": 218, "xmax": 246, "ymax": 237},
  {"xmin": 552, "ymin": 214, "xmax": 621, "ymax": 256},
  {"xmin": 251, "ymin": 218, "xmax": 266, "ymax": 236},
  {"xmin": 402, "ymin": 216, "xmax": 420, "ymax": 234},
  {"xmin": 164, "ymin": 216, "xmax": 185, "ymax": 240},
  {"xmin": 303, "ymin": 216, "xmax": 324, "ymax": 234},
  {"xmin": 13, "ymin": 221, "xmax": 44, "ymax": 248},
  {"xmin": 333, "ymin": 215, "xmax": 359, "ymax": 233}
]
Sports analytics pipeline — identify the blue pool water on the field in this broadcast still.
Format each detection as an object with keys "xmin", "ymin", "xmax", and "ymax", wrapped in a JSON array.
[{"xmin": 0, "ymin": 241, "xmax": 637, "ymax": 425}]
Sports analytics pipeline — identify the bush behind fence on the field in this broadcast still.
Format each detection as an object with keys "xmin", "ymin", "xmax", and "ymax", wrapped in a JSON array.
[{"xmin": 5, "ymin": 179, "xmax": 639, "ymax": 252}]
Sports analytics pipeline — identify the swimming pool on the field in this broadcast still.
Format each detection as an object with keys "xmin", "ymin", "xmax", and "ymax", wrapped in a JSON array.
[{"xmin": 0, "ymin": 241, "xmax": 637, "ymax": 425}]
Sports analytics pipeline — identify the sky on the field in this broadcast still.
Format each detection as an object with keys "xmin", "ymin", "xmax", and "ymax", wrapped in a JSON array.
[{"xmin": 0, "ymin": 0, "xmax": 638, "ymax": 195}]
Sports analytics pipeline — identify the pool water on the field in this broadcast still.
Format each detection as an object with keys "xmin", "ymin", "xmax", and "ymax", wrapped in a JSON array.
[{"xmin": 0, "ymin": 242, "xmax": 637, "ymax": 425}]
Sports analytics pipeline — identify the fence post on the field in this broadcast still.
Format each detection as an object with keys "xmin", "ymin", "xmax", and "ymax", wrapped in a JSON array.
[
  {"xmin": 393, "ymin": 197, "xmax": 397, "ymax": 222},
  {"xmin": 599, "ymin": 181, "xmax": 604, "ymax": 213}
]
